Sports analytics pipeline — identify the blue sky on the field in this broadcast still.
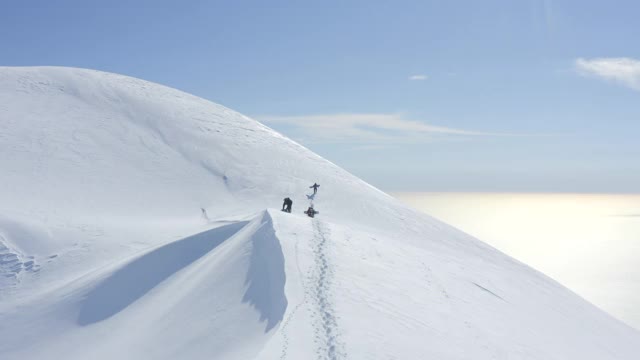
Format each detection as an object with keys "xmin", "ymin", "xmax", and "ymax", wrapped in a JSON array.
[{"xmin": 2, "ymin": 0, "xmax": 639, "ymax": 192}]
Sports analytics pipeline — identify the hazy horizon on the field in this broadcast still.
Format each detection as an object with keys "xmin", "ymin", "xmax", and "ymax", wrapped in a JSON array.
[{"xmin": 393, "ymin": 191, "xmax": 640, "ymax": 330}]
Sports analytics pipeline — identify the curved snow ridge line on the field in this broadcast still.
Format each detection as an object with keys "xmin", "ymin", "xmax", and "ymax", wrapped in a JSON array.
[
  {"xmin": 76, "ymin": 220, "xmax": 250, "ymax": 325},
  {"xmin": 74, "ymin": 210, "xmax": 289, "ymax": 331},
  {"xmin": 241, "ymin": 210, "xmax": 288, "ymax": 333},
  {"xmin": 310, "ymin": 220, "xmax": 346, "ymax": 360}
]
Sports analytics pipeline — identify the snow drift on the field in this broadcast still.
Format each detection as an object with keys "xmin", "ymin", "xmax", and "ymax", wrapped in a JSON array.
[{"xmin": 0, "ymin": 67, "xmax": 638, "ymax": 360}]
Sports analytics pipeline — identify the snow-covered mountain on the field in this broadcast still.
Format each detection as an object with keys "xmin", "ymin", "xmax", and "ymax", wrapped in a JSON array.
[{"xmin": 0, "ymin": 66, "xmax": 638, "ymax": 360}]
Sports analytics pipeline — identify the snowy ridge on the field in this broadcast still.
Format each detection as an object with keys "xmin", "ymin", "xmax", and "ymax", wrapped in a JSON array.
[{"xmin": 0, "ymin": 66, "xmax": 639, "ymax": 359}]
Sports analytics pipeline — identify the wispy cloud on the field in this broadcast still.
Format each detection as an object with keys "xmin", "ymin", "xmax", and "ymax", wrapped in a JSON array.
[
  {"xmin": 257, "ymin": 113, "xmax": 515, "ymax": 145},
  {"xmin": 575, "ymin": 57, "xmax": 640, "ymax": 91},
  {"xmin": 408, "ymin": 74, "xmax": 428, "ymax": 81}
]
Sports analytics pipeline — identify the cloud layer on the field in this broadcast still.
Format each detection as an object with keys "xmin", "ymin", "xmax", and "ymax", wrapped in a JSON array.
[
  {"xmin": 258, "ymin": 113, "xmax": 507, "ymax": 145},
  {"xmin": 576, "ymin": 57, "xmax": 640, "ymax": 91},
  {"xmin": 408, "ymin": 74, "xmax": 428, "ymax": 81}
]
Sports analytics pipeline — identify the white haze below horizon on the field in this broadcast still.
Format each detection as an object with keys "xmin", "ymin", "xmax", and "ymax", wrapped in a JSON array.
[{"xmin": 393, "ymin": 192, "xmax": 640, "ymax": 330}]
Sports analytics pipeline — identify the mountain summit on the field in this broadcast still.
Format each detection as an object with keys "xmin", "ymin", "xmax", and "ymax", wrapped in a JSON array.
[{"xmin": 1, "ymin": 67, "xmax": 638, "ymax": 360}]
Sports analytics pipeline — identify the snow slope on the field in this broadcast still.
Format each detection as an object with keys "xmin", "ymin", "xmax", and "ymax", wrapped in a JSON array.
[{"xmin": 0, "ymin": 67, "xmax": 638, "ymax": 360}]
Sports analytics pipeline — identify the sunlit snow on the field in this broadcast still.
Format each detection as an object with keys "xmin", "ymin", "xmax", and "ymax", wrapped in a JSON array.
[{"xmin": 0, "ymin": 67, "xmax": 638, "ymax": 360}]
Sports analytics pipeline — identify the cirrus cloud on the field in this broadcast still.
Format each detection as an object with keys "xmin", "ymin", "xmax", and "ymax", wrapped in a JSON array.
[
  {"xmin": 575, "ymin": 57, "xmax": 640, "ymax": 91},
  {"xmin": 408, "ymin": 74, "xmax": 428, "ymax": 81},
  {"xmin": 257, "ymin": 113, "xmax": 519, "ymax": 145}
]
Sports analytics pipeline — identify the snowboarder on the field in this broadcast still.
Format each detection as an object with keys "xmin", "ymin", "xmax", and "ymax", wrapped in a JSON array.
[
  {"xmin": 310, "ymin": 183, "xmax": 320, "ymax": 195},
  {"xmin": 304, "ymin": 205, "xmax": 318, "ymax": 218},
  {"xmin": 282, "ymin": 197, "xmax": 293, "ymax": 213}
]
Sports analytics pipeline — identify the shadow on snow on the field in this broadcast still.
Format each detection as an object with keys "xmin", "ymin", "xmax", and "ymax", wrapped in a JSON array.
[
  {"xmin": 242, "ymin": 212, "xmax": 288, "ymax": 332},
  {"xmin": 77, "ymin": 221, "xmax": 248, "ymax": 326},
  {"xmin": 77, "ymin": 213, "xmax": 289, "ymax": 333}
]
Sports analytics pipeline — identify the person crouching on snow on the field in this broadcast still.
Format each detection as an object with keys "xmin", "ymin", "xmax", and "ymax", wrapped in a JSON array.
[{"xmin": 282, "ymin": 197, "xmax": 292, "ymax": 213}]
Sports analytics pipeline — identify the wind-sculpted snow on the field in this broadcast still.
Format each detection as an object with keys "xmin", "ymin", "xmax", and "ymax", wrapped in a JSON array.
[
  {"xmin": 0, "ymin": 66, "xmax": 639, "ymax": 360},
  {"xmin": 78, "ymin": 221, "xmax": 249, "ymax": 325},
  {"xmin": 242, "ymin": 212, "xmax": 288, "ymax": 332}
]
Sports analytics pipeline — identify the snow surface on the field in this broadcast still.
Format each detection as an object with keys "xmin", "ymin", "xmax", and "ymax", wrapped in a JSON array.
[{"xmin": 0, "ymin": 66, "xmax": 638, "ymax": 360}]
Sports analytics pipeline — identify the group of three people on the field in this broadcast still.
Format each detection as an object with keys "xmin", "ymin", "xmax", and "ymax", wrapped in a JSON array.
[{"xmin": 282, "ymin": 183, "xmax": 320, "ymax": 217}]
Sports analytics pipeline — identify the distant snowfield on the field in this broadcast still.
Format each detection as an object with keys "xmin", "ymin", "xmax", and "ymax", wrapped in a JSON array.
[
  {"xmin": 0, "ymin": 67, "xmax": 638, "ymax": 360},
  {"xmin": 393, "ymin": 192, "xmax": 640, "ymax": 331}
]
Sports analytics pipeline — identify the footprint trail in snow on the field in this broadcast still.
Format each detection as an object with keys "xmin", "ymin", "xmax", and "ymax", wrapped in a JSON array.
[{"xmin": 310, "ymin": 220, "xmax": 346, "ymax": 360}]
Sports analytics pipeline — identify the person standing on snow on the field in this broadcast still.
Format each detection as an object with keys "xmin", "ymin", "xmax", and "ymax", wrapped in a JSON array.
[{"xmin": 310, "ymin": 183, "xmax": 320, "ymax": 195}]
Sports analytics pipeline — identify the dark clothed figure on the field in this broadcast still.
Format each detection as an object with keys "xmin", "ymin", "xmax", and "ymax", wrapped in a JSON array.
[
  {"xmin": 310, "ymin": 183, "xmax": 320, "ymax": 194},
  {"xmin": 282, "ymin": 197, "xmax": 293, "ymax": 213},
  {"xmin": 305, "ymin": 206, "xmax": 318, "ymax": 218}
]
